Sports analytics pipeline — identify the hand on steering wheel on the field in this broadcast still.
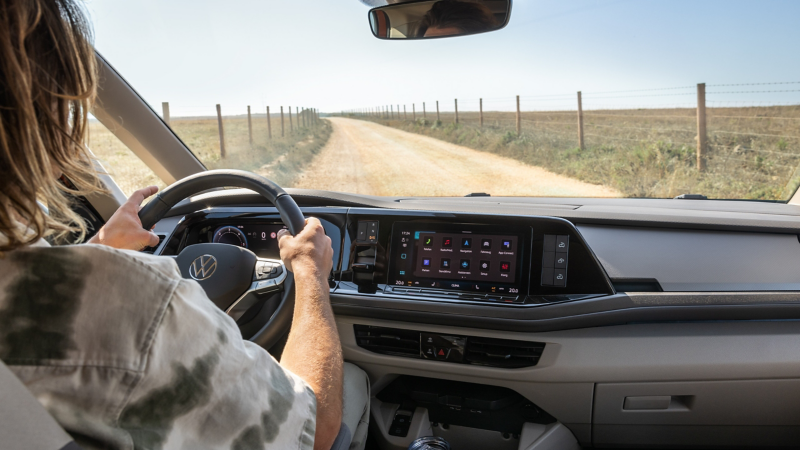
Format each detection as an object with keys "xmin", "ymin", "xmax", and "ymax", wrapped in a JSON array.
[
  {"xmin": 277, "ymin": 218, "xmax": 333, "ymax": 276},
  {"xmin": 89, "ymin": 186, "xmax": 160, "ymax": 250},
  {"xmin": 138, "ymin": 169, "xmax": 307, "ymax": 349}
]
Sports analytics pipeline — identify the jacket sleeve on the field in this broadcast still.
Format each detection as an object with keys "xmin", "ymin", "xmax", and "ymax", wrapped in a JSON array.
[{"xmin": 117, "ymin": 278, "xmax": 317, "ymax": 450}]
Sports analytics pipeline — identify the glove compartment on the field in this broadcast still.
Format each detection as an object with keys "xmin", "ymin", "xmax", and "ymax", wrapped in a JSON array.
[{"xmin": 592, "ymin": 379, "xmax": 800, "ymax": 447}]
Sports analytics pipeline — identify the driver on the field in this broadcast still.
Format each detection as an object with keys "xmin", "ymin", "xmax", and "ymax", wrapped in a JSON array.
[{"xmin": 0, "ymin": 1, "xmax": 368, "ymax": 450}]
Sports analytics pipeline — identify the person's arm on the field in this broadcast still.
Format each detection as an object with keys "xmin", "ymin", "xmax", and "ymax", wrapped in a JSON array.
[
  {"xmin": 278, "ymin": 218, "xmax": 343, "ymax": 450},
  {"xmin": 88, "ymin": 186, "xmax": 160, "ymax": 250}
]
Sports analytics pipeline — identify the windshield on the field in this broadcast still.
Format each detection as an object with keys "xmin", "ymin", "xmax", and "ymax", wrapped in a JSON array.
[{"xmin": 89, "ymin": 0, "xmax": 800, "ymax": 200}]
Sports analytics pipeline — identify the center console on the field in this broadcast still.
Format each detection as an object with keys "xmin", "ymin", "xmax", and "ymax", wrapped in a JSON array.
[
  {"xmin": 342, "ymin": 210, "xmax": 614, "ymax": 307},
  {"xmin": 388, "ymin": 222, "xmax": 527, "ymax": 298}
]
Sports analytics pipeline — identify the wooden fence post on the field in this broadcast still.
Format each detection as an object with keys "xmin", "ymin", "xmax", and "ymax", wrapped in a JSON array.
[
  {"xmin": 436, "ymin": 101, "xmax": 440, "ymax": 122},
  {"xmin": 391, "ymin": 105, "xmax": 394, "ymax": 120},
  {"xmin": 479, "ymin": 98, "xmax": 483, "ymax": 127},
  {"xmin": 162, "ymin": 102, "xmax": 170, "ymax": 125},
  {"xmin": 216, "ymin": 104, "xmax": 226, "ymax": 158},
  {"xmin": 577, "ymin": 92, "xmax": 584, "ymax": 150},
  {"xmin": 697, "ymin": 83, "xmax": 707, "ymax": 172},
  {"xmin": 289, "ymin": 106, "xmax": 293, "ymax": 133},
  {"xmin": 280, "ymin": 106, "xmax": 285, "ymax": 137},
  {"xmin": 454, "ymin": 99, "xmax": 459, "ymax": 124},
  {"xmin": 247, "ymin": 105, "xmax": 253, "ymax": 145},
  {"xmin": 423, "ymin": 102, "xmax": 426, "ymax": 119},
  {"xmin": 516, "ymin": 95, "xmax": 521, "ymax": 136},
  {"xmin": 267, "ymin": 106, "xmax": 272, "ymax": 139},
  {"xmin": 397, "ymin": 105, "xmax": 400, "ymax": 120},
  {"xmin": 404, "ymin": 105, "xmax": 407, "ymax": 120},
  {"xmin": 412, "ymin": 103, "xmax": 416, "ymax": 120}
]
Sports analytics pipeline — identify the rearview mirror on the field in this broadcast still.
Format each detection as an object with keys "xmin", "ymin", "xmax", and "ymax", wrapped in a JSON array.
[{"xmin": 369, "ymin": 0, "xmax": 511, "ymax": 40}]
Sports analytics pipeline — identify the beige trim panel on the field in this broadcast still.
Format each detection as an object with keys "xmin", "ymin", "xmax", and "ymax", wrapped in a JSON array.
[{"xmin": 339, "ymin": 316, "xmax": 800, "ymax": 444}]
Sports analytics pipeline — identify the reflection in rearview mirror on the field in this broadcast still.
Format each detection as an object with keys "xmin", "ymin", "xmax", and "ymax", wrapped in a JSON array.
[{"xmin": 369, "ymin": 0, "xmax": 511, "ymax": 40}]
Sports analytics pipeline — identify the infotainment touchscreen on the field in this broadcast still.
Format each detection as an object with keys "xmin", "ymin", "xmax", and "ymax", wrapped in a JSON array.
[{"xmin": 388, "ymin": 222, "xmax": 526, "ymax": 295}]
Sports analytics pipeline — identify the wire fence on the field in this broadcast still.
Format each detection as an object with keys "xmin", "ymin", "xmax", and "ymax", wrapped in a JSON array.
[
  {"xmin": 338, "ymin": 82, "xmax": 800, "ymax": 200},
  {"xmin": 156, "ymin": 102, "xmax": 323, "ymax": 163}
]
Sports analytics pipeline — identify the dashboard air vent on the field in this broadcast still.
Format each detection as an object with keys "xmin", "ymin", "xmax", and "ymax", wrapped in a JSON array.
[
  {"xmin": 465, "ymin": 337, "xmax": 545, "ymax": 369},
  {"xmin": 354, "ymin": 325, "xmax": 420, "ymax": 358}
]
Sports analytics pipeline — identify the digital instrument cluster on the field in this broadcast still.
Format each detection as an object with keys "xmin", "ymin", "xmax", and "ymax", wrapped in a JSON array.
[
  {"xmin": 210, "ymin": 223, "xmax": 287, "ymax": 258},
  {"xmin": 388, "ymin": 222, "xmax": 525, "ymax": 295}
]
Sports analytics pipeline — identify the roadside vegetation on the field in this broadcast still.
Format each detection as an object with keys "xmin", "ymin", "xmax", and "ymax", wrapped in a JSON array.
[
  {"xmin": 355, "ymin": 106, "xmax": 800, "ymax": 200},
  {"xmin": 88, "ymin": 116, "xmax": 332, "ymax": 195}
]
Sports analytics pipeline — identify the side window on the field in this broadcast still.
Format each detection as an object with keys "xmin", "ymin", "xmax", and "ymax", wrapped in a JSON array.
[{"xmin": 87, "ymin": 116, "xmax": 166, "ymax": 196}]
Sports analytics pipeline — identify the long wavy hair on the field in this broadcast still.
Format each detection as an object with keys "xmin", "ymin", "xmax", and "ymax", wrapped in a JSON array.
[{"xmin": 0, "ymin": 0, "xmax": 104, "ymax": 252}]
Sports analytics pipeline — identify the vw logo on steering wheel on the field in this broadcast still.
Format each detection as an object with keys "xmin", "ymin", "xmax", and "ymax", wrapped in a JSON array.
[{"xmin": 189, "ymin": 254, "xmax": 218, "ymax": 280}]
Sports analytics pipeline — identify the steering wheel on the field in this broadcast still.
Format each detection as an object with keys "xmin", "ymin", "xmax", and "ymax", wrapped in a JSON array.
[{"xmin": 138, "ymin": 169, "xmax": 305, "ymax": 349}]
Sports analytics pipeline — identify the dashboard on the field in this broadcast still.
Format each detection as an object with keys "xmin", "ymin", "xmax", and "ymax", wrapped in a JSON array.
[
  {"xmin": 154, "ymin": 199, "xmax": 800, "ymax": 325},
  {"xmin": 161, "ymin": 208, "xmax": 615, "ymax": 311},
  {"xmin": 147, "ymin": 193, "xmax": 800, "ymax": 449},
  {"xmin": 144, "ymin": 192, "xmax": 800, "ymax": 341}
]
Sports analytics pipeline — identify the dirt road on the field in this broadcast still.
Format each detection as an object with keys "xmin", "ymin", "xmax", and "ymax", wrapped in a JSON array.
[{"xmin": 294, "ymin": 118, "xmax": 621, "ymax": 197}]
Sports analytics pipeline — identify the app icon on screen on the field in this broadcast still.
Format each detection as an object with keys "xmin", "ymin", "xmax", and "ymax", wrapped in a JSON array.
[
  {"xmin": 461, "ymin": 238, "xmax": 472, "ymax": 249},
  {"xmin": 480, "ymin": 260, "xmax": 490, "ymax": 271},
  {"xmin": 502, "ymin": 240, "xmax": 513, "ymax": 250},
  {"xmin": 442, "ymin": 237, "xmax": 452, "ymax": 247},
  {"xmin": 460, "ymin": 259, "xmax": 471, "ymax": 270},
  {"xmin": 500, "ymin": 261, "xmax": 511, "ymax": 272},
  {"xmin": 422, "ymin": 258, "xmax": 431, "ymax": 267},
  {"xmin": 424, "ymin": 237, "xmax": 432, "ymax": 246},
  {"xmin": 441, "ymin": 259, "xmax": 451, "ymax": 269},
  {"xmin": 481, "ymin": 239, "xmax": 492, "ymax": 249}
]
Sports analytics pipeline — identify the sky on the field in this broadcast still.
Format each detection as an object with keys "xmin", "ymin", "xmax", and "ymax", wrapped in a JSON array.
[{"xmin": 86, "ymin": 0, "xmax": 800, "ymax": 116}]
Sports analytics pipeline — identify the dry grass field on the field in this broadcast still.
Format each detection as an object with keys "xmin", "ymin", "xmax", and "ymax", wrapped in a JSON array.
[
  {"xmin": 87, "ymin": 122, "xmax": 166, "ymax": 196},
  {"xmin": 88, "ymin": 114, "xmax": 331, "ymax": 196},
  {"xmin": 358, "ymin": 105, "xmax": 800, "ymax": 200}
]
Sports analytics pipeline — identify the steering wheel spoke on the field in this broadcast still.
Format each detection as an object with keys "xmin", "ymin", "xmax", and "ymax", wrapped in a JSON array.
[{"xmin": 226, "ymin": 258, "xmax": 287, "ymax": 320}]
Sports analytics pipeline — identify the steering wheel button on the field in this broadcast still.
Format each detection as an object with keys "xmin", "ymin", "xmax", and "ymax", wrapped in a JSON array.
[{"xmin": 256, "ymin": 279, "xmax": 276, "ymax": 290}]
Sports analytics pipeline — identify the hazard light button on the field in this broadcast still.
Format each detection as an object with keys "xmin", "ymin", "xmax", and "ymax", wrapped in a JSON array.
[{"xmin": 421, "ymin": 332, "xmax": 465, "ymax": 363}]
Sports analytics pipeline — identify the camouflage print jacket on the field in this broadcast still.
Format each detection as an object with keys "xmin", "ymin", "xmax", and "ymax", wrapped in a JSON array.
[{"xmin": 0, "ymin": 241, "xmax": 317, "ymax": 450}]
